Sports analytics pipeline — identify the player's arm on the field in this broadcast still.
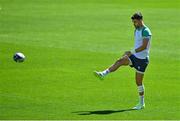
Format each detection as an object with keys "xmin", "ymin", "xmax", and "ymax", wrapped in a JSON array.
[
  {"xmin": 134, "ymin": 38, "xmax": 149, "ymax": 52},
  {"xmin": 124, "ymin": 39, "xmax": 149, "ymax": 56}
]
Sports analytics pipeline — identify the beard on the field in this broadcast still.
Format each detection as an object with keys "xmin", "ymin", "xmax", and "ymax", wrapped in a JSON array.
[{"xmin": 134, "ymin": 24, "xmax": 140, "ymax": 29}]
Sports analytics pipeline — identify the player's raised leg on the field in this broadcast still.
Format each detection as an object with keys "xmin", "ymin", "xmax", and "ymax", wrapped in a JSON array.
[
  {"xmin": 133, "ymin": 72, "xmax": 145, "ymax": 110},
  {"xmin": 94, "ymin": 55, "xmax": 130, "ymax": 79}
]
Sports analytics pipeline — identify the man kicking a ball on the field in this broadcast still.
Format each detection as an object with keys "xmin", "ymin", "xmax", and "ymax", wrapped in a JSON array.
[{"xmin": 94, "ymin": 12, "xmax": 152, "ymax": 110}]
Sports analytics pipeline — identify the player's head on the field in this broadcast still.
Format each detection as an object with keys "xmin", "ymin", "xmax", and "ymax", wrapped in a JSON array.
[{"xmin": 131, "ymin": 12, "xmax": 143, "ymax": 28}]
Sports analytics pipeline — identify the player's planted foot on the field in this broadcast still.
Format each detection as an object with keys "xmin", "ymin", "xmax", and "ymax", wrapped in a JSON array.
[
  {"xmin": 132, "ymin": 103, "xmax": 145, "ymax": 110},
  {"xmin": 94, "ymin": 71, "xmax": 105, "ymax": 80}
]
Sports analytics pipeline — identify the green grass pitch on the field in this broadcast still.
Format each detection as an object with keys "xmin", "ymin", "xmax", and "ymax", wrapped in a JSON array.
[{"xmin": 0, "ymin": 0, "xmax": 179, "ymax": 120}]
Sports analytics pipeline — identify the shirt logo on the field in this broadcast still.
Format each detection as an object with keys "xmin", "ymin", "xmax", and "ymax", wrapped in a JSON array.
[{"xmin": 138, "ymin": 66, "xmax": 141, "ymax": 70}]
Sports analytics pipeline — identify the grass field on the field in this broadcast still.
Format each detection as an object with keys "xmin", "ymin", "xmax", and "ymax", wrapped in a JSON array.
[{"xmin": 0, "ymin": 0, "xmax": 180, "ymax": 120}]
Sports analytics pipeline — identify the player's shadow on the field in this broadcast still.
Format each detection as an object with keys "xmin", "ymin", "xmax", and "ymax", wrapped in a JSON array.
[{"xmin": 72, "ymin": 109, "xmax": 135, "ymax": 115}]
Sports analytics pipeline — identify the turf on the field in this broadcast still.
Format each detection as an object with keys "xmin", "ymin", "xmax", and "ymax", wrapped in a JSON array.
[{"xmin": 0, "ymin": 0, "xmax": 180, "ymax": 120}]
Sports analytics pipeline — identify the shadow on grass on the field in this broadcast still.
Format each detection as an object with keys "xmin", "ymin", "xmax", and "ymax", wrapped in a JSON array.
[{"xmin": 72, "ymin": 109, "xmax": 136, "ymax": 115}]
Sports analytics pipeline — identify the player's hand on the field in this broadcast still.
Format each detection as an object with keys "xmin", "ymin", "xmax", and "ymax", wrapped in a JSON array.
[{"xmin": 124, "ymin": 51, "xmax": 132, "ymax": 57}]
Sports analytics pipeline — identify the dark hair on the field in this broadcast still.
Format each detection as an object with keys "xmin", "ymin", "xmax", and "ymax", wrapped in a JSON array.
[{"xmin": 131, "ymin": 12, "xmax": 143, "ymax": 20}]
